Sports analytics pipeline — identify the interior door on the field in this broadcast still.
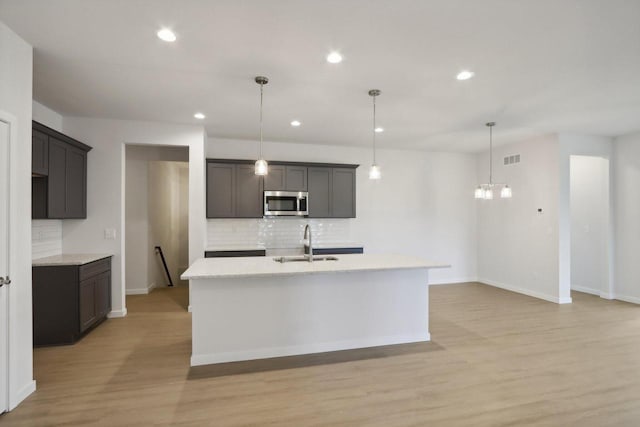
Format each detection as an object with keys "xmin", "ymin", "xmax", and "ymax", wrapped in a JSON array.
[{"xmin": 0, "ymin": 119, "xmax": 10, "ymax": 413}]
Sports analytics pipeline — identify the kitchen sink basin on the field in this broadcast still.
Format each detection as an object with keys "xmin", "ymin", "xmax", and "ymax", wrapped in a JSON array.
[{"xmin": 273, "ymin": 256, "xmax": 339, "ymax": 263}]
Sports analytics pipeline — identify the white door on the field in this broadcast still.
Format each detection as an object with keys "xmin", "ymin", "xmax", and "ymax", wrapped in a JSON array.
[{"xmin": 0, "ymin": 119, "xmax": 10, "ymax": 414}]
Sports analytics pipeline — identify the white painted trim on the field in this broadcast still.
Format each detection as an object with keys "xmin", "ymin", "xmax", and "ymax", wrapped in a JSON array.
[
  {"xmin": 611, "ymin": 294, "xmax": 640, "ymax": 305},
  {"xmin": 9, "ymin": 380, "xmax": 35, "ymax": 411},
  {"xmin": 599, "ymin": 292, "xmax": 615, "ymax": 300},
  {"xmin": 571, "ymin": 285, "xmax": 600, "ymax": 296},
  {"xmin": 429, "ymin": 277, "xmax": 477, "ymax": 285},
  {"xmin": 478, "ymin": 278, "xmax": 572, "ymax": 304},
  {"xmin": 191, "ymin": 333, "xmax": 431, "ymax": 366},
  {"xmin": 125, "ymin": 281, "xmax": 156, "ymax": 295},
  {"xmin": 107, "ymin": 308, "xmax": 128, "ymax": 318}
]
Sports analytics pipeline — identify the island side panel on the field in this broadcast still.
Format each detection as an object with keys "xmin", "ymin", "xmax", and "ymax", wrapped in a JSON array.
[{"xmin": 190, "ymin": 268, "xmax": 429, "ymax": 366}]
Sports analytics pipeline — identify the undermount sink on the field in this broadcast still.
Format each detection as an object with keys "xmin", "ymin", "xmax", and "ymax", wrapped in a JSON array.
[{"xmin": 274, "ymin": 256, "xmax": 339, "ymax": 263}]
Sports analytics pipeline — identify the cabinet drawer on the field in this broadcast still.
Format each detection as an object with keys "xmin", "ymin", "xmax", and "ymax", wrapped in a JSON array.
[{"xmin": 79, "ymin": 258, "xmax": 111, "ymax": 281}]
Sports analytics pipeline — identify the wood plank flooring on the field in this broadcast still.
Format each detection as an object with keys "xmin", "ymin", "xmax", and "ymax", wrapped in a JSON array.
[{"xmin": 3, "ymin": 283, "xmax": 640, "ymax": 426}]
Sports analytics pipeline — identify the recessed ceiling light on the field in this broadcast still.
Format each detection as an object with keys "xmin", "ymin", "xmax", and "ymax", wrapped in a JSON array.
[
  {"xmin": 157, "ymin": 28, "xmax": 177, "ymax": 42},
  {"xmin": 326, "ymin": 51, "xmax": 343, "ymax": 64},
  {"xmin": 194, "ymin": 112, "xmax": 205, "ymax": 119},
  {"xmin": 290, "ymin": 120, "xmax": 301, "ymax": 127},
  {"xmin": 374, "ymin": 127, "xmax": 384, "ymax": 133},
  {"xmin": 456, "ymin": 70, "xmax": 475, "ymax": 80}
]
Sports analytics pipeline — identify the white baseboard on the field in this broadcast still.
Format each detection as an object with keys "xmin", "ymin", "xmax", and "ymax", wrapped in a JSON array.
[
  {"xmin": 571, "ymin": 285, "xmax": 600, "ymax": 296},
  {"xmin": 190, "ymin": 333, "xmax": 431, "ymax": 366},
  {"xmin": 107, "ymin": 308, "xmax": 128, "ymax": 318},
  {"xmin": 126, "ymin": 282, "xmax": 156, "ymax": 295},
  {"xmin": 429, "ymin": 277, "xmax": 477, "ymax": 285},
  {"xmin": 478, "ymin": 278, "xmax": 572, "ymax": 304},
  {"xmin": 9, "ymin": 380, "xmax": 36, "ymax": 411},
  {"xmin": 611, "ymin": 294, "xmax": 640, "ymax": 305}
]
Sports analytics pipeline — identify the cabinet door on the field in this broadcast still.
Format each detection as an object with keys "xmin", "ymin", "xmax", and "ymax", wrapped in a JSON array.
[
  {"xmin": 235, "ymin": 164, "xmax": 264, "ymax": 218},
  {"xmin": 263, "ymin": 165, "xmax": 285, "ymax": 190},
  {"xmin": 308, "ymin": 167, "xmax": 332, "ymax": 218},
  {"xmin": 32, "ymin": 129, "xmax": 49, "ymax": 175},
  {"xmin": 285, "ymin": 166, "xmax": 307, "ymax": 191},
  {"xmin": 95, "ymin": 271, "xmax": 111, "ymax": 318},
  {"xmin": 206, "ymin": 163, "xmax": 236, "ymax": 218},
  {"xmin": 331, "ymin": 168, "xmax": 356, "ymax": 218},
  {"xmin": 65, "ymin": 146, "xmax": 87, "ymax": 218},
  {"xmin": 79, "ymin": 278, "xmax": 96, "ymax": 332},
  {"xmin": 47, "ymin": 138, "xmax": 68, "ymax": 218}
]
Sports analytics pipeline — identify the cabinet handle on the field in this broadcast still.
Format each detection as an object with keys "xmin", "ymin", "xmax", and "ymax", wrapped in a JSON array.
[{"xmin": 0, "ymin": 276, "xmax": 10, "ymax": 287}]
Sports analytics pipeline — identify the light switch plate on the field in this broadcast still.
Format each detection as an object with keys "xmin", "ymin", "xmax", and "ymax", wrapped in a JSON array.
[{"xmin": 104, "ymin": 228, "xmax": 116, "ymax": 240}]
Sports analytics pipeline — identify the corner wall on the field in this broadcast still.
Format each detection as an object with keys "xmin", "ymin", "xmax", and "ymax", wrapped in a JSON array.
[
  {"xmin": 61, "ymin": 118, "xmax": 206, "ymax": 317},
  {"xmin": 0, "ymin": 20, "xmax": 36, "ymax": 410},
  {"xmin": 612, "ymin": 132, "xmax": 640, "ymax": 303}
]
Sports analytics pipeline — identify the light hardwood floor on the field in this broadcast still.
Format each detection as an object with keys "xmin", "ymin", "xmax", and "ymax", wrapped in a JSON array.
[{"xmin": 3, "ymin": 283, "xmax": 640, "ymax": 426}]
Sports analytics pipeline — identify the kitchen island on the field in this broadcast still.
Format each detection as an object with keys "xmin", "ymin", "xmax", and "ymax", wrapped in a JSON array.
[{"xmin": 181, "ymin": 254, "xmax": 448, "ymax": 366}]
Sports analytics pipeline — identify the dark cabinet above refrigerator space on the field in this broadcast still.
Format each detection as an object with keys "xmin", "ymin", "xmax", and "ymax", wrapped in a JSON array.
[{"xmin": 32, "ymin": 121, "xmax": 92, "ymax": 219}]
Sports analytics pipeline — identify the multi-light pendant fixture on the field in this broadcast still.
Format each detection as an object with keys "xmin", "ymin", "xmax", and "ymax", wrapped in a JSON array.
[
  {"xmin": 474, "ymin": 122, "xmax": 512, "ymax": 199},
  {"xmin": 254, "ymin": 76, "xmax": 269, "ymax": 176},
  {"xmin": 368, "ymin": 89, "xmax": 382, "ymax": 180}
]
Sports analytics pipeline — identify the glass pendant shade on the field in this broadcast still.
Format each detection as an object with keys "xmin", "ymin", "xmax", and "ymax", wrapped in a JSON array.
[
  {"xmin": 474, "ymin": 186, "xmax": 485, "ymax": 199},
  {"xmin": 484, "ymin": 188, "xmax": 494, "ymax": 200},
  {"xmin": 369, "ymin": 164, "xmax": 381, "ymax": 180},
  {"xmin": 254, "ymin": 158, "xmax": 268, "ymax": 176},
  {"xmin": 501, "ymin": 185, "xmax": 512, "ymax": 198}
]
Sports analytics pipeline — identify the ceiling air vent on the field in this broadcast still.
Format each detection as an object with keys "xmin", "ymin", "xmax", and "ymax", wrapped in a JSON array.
[{"xmin": 503, "ymin": 154, "xmax": 520, "ymax": 166}]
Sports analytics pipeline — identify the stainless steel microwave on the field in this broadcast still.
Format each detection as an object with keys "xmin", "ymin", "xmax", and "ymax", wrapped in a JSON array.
[{"xmin": 264, "ymin": 191, "xmax": 309, "ymax": 217}]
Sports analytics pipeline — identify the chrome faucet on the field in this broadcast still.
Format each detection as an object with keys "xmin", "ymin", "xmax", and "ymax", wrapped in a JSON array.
[{"xmin": 304, "ymin": 224, "xmax": 313, "ymax": 262}]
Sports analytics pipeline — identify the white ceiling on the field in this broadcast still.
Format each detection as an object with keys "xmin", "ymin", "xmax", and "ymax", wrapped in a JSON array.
[{"xmin": 1, "ymin": 0, "xmax": 639, "ymax": 152}]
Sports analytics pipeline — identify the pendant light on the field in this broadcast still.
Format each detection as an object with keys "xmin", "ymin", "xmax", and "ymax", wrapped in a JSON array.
[
  {"xmin": 254, "ymin": 76, "xmax": 269, "ymax": 176},
  {"xmin": 474, "ymin": 122, "xmax": 512, "ymax": 199},
  {"xmin": 368, "ymin": 89, "xmax": 381, "ymax": 180}
]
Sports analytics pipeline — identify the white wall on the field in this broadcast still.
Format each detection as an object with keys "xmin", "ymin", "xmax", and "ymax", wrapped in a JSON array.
[
  {"xmin": 612, "ymin": 132, "xmax": 640, "ymax": 303},
  {"xmin": 476, "ymin": 134, "xmax": 567, "ymax": 303},
  {"xmin": 32, "ymin": 100, "xmax": 63, "ymax": 132},
  {"xmin": 0, "ymin": 20, "xmax": 36, "ymax": 409},
  {"xmin": 125, "ymin": 146, "xmax": 188, "ymax": 295},
  {"xmin": 31, "ymin": 101, "xmax": 64, "ymax": 259},
  {"xmin": 208, "ymin": 138, "xmax": 478, "ymax": 284},
  {"xmin": 61, "ymin": 118, "xmax": 206, "ymax": 317},
  {"xmin": 570, "ymin": 155, "xmax": 609, "ymax": 295}
]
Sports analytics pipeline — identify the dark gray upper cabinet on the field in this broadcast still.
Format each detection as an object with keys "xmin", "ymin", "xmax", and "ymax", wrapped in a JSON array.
[
  {"xmin": 308, "ymin": 167, "xmax": 332, "ymax": 218},
  {"xmin": 235, "ymin": 164, "xmax": 264, "ymax": 217},
  {"xmin": 32, "ymin": 121, "xmax": 92, "ymax": 219},
  {"xmin": 206, "ymin": 159, "xmax": 357, "ymax": 219},
  {"xmin": 263, "ymin": 165, "xmax": 285, "ymax": 190},
  {"xmin": 331, "ymin": 168, "xmax": 356, "ymax": 218},
  {"xmin": 32, "ymin": 129, "xmax": 49, "ymax": 176},
  {"xmin": 285, "ymin": 166, "xmax": 307, "ymax": 191},
  {"xmin": 206, "ymin": 162, "xmax": 236, "ymax": 218}
]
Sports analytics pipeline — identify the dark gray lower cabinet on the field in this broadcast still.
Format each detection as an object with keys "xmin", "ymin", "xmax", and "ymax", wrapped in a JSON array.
[
  {"xmin": 205, "ymin": 250, "xmax": 266, "ymax": 257},
  {"xmin": 33, "ymin": 257, "xmax": 112, "ymax": 346}
]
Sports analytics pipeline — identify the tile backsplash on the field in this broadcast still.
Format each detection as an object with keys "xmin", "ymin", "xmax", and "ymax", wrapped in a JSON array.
[
  {"xmin": 207, "ymin": 218, "xmax": 353, "ymax": 249},
  {"xmin": 32, "ymin": 220, "xmax": 63, "ymax": 259}
]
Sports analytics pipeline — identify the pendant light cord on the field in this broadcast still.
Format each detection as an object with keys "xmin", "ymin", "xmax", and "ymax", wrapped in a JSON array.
[
  {"xmin": 489, "ymin": 124, "xmax": 493, "ymax": 185},
  {"xmin": 259, "ymin": 82, "xmax": 264, "ymax": 158},
  {"xmin": 372, "ymin": 94, "xmax": 377, "ymax": 164}
]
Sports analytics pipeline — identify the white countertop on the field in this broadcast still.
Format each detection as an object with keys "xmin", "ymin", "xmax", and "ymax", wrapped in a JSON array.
[
  {"xmin": 33, "ymin": 253, "xmax": 112, "ymax": 267},
  {"xmin": 182, "ymin": 253, "xmax": 449, "ymax": 280}
]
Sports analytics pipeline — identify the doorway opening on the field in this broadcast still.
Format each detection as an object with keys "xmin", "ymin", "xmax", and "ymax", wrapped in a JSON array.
[
  {"xmin": 124, "ymin": 145, "xmax": 189, "ymax": 311},
  {"xmin": 569, "ymin": 155, "xmax": 611, "ymax": 298}
]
